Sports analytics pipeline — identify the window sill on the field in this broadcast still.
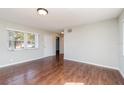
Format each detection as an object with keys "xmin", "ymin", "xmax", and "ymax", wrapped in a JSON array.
[
  {"xmin": 8, "ymin": 47, "xmax": 39, "ymax": 51},
  {"xmin": 25, "ymin": 48, "xmax": 39, "ymax": 50}
]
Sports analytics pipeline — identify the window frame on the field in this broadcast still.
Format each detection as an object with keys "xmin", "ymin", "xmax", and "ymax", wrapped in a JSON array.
[{"xmin": 7, "ymin": 28, "xmax": 39, "ymax": 51}]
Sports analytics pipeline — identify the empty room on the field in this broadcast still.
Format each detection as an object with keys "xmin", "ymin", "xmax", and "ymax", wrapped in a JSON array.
[{"xmin": 0, "ymin": 8, "xmax": 124, "ymax": 85}]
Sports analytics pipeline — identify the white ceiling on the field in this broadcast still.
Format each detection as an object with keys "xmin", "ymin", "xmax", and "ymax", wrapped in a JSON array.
[{"xmin": 0, "ymin": 8, "xmax": 122, "ymax": 31}]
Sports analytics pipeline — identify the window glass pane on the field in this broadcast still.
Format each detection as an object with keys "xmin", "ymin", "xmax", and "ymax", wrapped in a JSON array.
[
  {"xmin": 15, "ymin": 41, "xmax": 24, "ymax": 49},
  {"xmin": 14, "ymin": 31, "xmax": 24, "ymax": 49},
  {"xmin": 27, "ymin": 33, "xmax": 35, "ymax": 48},
  {"xmin": 9, "ymin": 31, "xmax": 24, "ymax": 49},
  {"xmin": 14, "ymin": 31, "xmax": 24, "ymax": 41}
]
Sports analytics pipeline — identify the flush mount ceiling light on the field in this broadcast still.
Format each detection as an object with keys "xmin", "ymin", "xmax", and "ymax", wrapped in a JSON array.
[
  {"xmin": 37, "ymin": 8, "xmax": 48, "ymax": 16},
  {"xmin": 60, "ymin": 31, "xmax": 64, "ymax": 34}
]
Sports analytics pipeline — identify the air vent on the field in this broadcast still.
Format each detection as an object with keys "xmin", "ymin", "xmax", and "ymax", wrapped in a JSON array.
[{"xmin": 67, "ymin": 29, "xmax": 72, "ymax": 33}]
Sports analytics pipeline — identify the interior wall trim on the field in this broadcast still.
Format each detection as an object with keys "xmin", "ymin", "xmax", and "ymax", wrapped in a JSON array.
[
  {"xmin": 64, "ymin": 58, "xmax": 124, "ymax": 78},
  {"xmin": 64, "ymin": 58, "xmax": 119, "ymax": 70},
  {"xmin": 119, "ymin": 69, "xmax": 124, "ymax": 78},
  {"xmin": 0, "ymin": 54, "xmax": 55, "ymax": 68}
]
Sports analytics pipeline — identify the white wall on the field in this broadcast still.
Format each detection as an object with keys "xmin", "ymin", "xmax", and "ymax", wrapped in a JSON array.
[
  {"xmin": 44, "ymin": 31, "xmax": 56, "ymax": 57},
  {"xmin": 60, "ymin": 36, "xmax": 64, "ymax": 54},
  {"xmin": 0, "ymin": 20, "xmax": 56, "ymax": 67},
  {"xmin": 64, "ymin": 19, "xmax": 119, "ymax": 69},
  {"xmin": 118, "ymin": 10, "xmax": 124, "ymax": 77}
]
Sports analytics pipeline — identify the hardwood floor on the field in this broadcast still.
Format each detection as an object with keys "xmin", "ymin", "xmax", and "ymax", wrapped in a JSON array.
[{"xmin": 0, "ymin": 54, "xmax": 124, "ymax": 85}]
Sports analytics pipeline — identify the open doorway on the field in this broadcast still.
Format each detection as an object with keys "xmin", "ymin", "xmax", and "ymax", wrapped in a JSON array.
[
  {"xmin": 56, "ymin": 32, "xmax": 64, "ymax": 65},
  {"xmin": 56, "ymin": 32, "xmax": 64, "ymax": 56},
  {"xmin": 56, "ymin": 36, "xmax": 60, "ymax": 55}
]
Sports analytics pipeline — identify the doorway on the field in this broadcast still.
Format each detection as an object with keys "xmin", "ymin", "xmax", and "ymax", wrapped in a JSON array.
[
  {"xmin": 56, "ymin": 32, "xmax": 64, "ymax": 56},
  {"xmin": 56, "ymin": 37, "xmax": 60, "ymax": 55}
]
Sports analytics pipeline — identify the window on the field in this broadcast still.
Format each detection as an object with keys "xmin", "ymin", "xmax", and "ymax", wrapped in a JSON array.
[
  {"xmin": 27, "ymin": 33, "xmax": 36, "ymax": 48},
  {"xmin": 8, "ymin": 29, "xmax": 38, "ymax": 50}
]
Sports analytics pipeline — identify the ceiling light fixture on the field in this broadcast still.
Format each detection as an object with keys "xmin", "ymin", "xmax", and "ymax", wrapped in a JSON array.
[
  {"xmin": 37, "ymin": 8, "xmax": 48, "ymax": 16},
  {"xmin": 60, "ymin": 31, "xmax": 64, "ymax": 34}
]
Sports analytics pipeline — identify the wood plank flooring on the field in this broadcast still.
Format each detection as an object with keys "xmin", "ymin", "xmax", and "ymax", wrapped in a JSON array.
[{"xmin": 0, "ymin": 54, "xmax": 124, "ymax": 85}]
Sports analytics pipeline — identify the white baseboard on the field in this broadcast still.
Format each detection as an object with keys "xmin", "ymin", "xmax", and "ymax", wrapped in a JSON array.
[
  {"xmin": 64, "ymin": 58, "xmax": 124, "ymax": 79},
  {"xmin": 64, "ymin": 58, "xmax": 119, "ymax": 70},
  {"xmin": 0, "ymin": 54, "xmax": 56, "ymax": 68},
  {"xmin": 118, "ymin": 69, "xmax": 124, "ymax": 78},
  {"xmin": 0, "ymin": 57, "xmax": 44, "ymax": 68}
]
